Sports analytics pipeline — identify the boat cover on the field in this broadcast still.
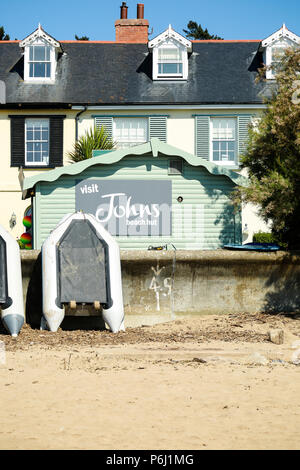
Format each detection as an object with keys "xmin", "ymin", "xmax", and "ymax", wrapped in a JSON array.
[
  {"xmin": 0, "ymin": 235, "xmax": 8, "ymax": 304},
  {"xmin": 57, "ymin": 219, "xmax": 111, "ymax": 305}
]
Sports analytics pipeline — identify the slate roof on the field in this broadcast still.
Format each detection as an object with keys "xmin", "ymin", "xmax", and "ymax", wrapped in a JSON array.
[{"xmin": 0, "ymin": 40, "xmax": 269, "ymax": 107}]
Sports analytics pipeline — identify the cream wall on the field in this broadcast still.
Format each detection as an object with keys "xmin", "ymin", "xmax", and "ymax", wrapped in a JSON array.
[
  {"xmin": 77, "ymin": 108, "xmax": 263, "ymax": 155},
  {"xmin": 77, "ymin": 110, "xmax": 196, "ymax": 153},
  {"xmin": 240, "ymin": 167, "xmax": 271, "ymax": 243},
  {"xmin": 0, "ymin": 110, "xmax": 75, "ymax": 235},
  {"xmin": 242, "ymin": 203, "xmax": 271, "ymax": 244}
]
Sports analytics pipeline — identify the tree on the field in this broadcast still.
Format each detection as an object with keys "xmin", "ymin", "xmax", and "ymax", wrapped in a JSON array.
[
  {"xmin": 68, "ymin": 126, "xmax": 115, "ymax": 163},
  {"xmin": 183, "ymin": 21, "xmax": 223, "ymax": 40},
  {"xmin": 0, "ymin": 26, "xmax": 10, "ymax": 40},
  {"xmin": 75, "ymin": 34, "xmax": 89, "ymax": 41},
  {"xmin": 233, "ymin": 47, "xmax": 300, "ymax": 249}
]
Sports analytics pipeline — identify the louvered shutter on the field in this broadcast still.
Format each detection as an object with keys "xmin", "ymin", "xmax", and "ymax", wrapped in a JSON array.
[
  {"xmin": 238, "ymin": 115, "xmax": 252, "ymax": 161},
  {"xmin": 49, "ymin": 116, "xmax": 65, "ymax": 167},
  {"xmin": 195, "ymin": 116, "xmax": 210, "ymax": 160},
  {"xmin": 94, "ymin": 116, "xmax": 113, "ymax": 139},
  {"xmin": 149, "ymin": 116, "xmax": 167, "ymax": 143},
  {"xmin": 10, "ymin": 116, "xmax": 25, "ymax": 167}
]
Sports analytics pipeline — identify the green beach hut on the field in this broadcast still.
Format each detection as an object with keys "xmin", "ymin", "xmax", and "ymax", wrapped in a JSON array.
[{"xmin": 21, "ymin": 139, "xmax": 247, "ymax": 250}]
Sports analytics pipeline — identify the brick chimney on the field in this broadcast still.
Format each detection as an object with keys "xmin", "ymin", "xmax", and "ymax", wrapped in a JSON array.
[{"xmin": 115, "ymin": 3, "xmax": 149, "ymax": 43}]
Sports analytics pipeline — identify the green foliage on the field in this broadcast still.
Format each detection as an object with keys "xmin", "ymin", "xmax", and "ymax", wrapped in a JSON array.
[
  {"xmin": 234, "ymin": 47, "xmax": 300, "ymax": 249},
  {"xmin": 75, "ymin": 34, "xmax": 89, "ymax": 41},
  {"xmin": 183, "ymin": 21, "xmax": 223, "ymax": 40},
  {"xmin": 252, "ymin": 232, "xmax": 288, "ymax": 249},
  {"xmin": 253, "ymin": 232, "xmax": 276, "ymax": 244},
  {"xmin": 68, "ymin": 126, "xmax": 115, "ymax": 163},
  {"xmin": 0, "ymin": 26, "xmax": 10, "ymax": 40}
]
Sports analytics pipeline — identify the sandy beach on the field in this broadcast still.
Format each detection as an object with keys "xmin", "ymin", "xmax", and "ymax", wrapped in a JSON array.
[{"xmin": 0, "ymin": 312, "xmax": 300, "ymax": 450}]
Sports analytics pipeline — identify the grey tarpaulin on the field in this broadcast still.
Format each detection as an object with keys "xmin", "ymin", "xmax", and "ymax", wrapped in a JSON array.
[
  {"xmin": 0, "ymin": 235, "xmax": 8, "ymax": 304},
  {"xmin": 57, "ymin": 219, "xmax": 111, "ymax": 306}
]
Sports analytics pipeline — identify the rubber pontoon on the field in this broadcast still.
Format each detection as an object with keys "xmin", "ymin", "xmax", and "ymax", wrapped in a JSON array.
[
  {"xmin": 0, "ymin": 224, "xmax": 24, "ymax": 337},
  {"xmin": 41, "ymin": 212, "xmax": 125, "ymax": 333},
  {"xmin": 223, "ymin": 242, "xmax": 281, "ymax": 251}
]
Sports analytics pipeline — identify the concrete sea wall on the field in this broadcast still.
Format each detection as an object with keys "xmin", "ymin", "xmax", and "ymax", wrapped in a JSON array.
[{"xmin": 21, "ymin": 250, "xmax": 300, "ymax": 328}]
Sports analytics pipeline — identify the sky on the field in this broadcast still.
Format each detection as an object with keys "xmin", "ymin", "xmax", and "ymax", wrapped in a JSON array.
[{"xmin": 1, "ymin": 0, "xmax": 300, "ymax": 42}]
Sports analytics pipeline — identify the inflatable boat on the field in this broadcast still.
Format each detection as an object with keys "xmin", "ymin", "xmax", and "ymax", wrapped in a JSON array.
[
  {"xmin": 0, "ymin": 224, "xmax": 24, "ymax": 337},
  {"xmin": 42, "ymin": 212, "xmax": 124, "ymax": 333},
  {"xmin": 223, "ymin": 242, "xmax": 281, "ymax": 252}
]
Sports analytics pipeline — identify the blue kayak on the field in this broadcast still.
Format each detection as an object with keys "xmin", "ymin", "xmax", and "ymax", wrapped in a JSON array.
[{"xmin": 223, "ymin": 242, "xmax": 281, "ymax": 252}]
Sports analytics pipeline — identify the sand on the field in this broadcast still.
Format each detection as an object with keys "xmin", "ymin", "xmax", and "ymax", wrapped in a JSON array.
[{"xmin": 0, "ymin": 312, "xmax": 300, "ymax": 450}]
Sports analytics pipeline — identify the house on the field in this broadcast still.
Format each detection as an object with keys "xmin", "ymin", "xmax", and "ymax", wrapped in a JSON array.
[{"xmin": 0, "ymin": 2, "xmax": 299, "ymax": 247}]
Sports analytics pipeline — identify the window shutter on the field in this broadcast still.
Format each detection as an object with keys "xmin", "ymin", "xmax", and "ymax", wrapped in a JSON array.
[
  {"xmin": 49, "ymin": 116, "xmax": 65, "ymax": 167},
  {"xmin": 94, "ymin": 117, "xmax": 113, "ymax": 139},
  {"xmin": 11, "ymin": 117, "xmax": 25, "ymax": 167},
  {"xmin": 238, "ymin": 115, "xmax": 252, "ymax": 161},
  {"xmin": 149, "ymin": 116, "xmax": 167, "ymax": 143},
  {"xmin": 195, "ymin": 116, "xmax": 210, "ymax": 160}
]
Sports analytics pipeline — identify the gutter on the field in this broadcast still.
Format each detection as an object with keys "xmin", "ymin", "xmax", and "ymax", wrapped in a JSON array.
[{"xmin": 72, "ymin": 104, "xmax": 267, "ymax": 111}]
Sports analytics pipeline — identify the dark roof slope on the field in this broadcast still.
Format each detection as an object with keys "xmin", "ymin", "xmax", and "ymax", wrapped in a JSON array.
[{"xmin": 0, "ymin": 41, "xmax": 267, "ymax": 106}]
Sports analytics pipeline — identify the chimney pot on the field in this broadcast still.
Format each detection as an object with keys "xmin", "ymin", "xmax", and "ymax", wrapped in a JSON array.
[
  {"xmin": 137, "ymin": 3, "xmax": 144, "ymax": 19},
  {"xmin": 120, "ymin": 2, "xmax": 128, "ymax": 19},
  {"xmin": 115, "ymin": 2, "xmax": 148, "ymax": 43}
]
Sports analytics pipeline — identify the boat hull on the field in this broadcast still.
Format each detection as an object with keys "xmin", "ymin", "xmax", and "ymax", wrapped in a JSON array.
[
  {"xmin": 42, "ymin": 212, "xmax": 124, "ymax": 333},
  {"xmin": 0, "ymin": 225, "xmax": 24, "ymax": 337}
]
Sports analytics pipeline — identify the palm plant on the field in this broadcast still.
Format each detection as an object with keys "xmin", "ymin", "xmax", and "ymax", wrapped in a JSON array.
[{"xmin": 68, "ymin": 126, "xmax": 115, "ymax": 163}]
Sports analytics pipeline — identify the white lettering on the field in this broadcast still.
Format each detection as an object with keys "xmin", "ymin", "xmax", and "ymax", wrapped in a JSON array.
[
  {"xmin": 95, "ymin": 193, "xmax": 161, "ymax": 224},
  {"xmin": 152, "ymin": 204, "xmax": 160, "ymax": 218},
  {"xmin": 95, "ymin": 193, "xmax": 125, "ymax": 223},
  {"xmin": 126, "ymin": 197, "xmax": 139, "ymax": 218},
  {"xmin": 106, "ymin": 455, "xmax": 141, "ymax": 467},
  {"xmin": 80, "ymin": 183, "xmax": 99, "ymax": 195}
]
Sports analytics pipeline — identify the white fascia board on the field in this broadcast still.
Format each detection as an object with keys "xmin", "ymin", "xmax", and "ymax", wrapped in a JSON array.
[
  {"xmin": 261, "ymin": 24, "xmax": 300, "ymax": 49},
  {"xmin": 72, "ymin": 104, "xmax": 266, "ymax": 111},
  {"xmin": 148, "ymin": 25, "xmax": 192, "ymax": 52},
  {"xmin": 20, "ymin": 24, "xmax": 61, "ymax": 50}
]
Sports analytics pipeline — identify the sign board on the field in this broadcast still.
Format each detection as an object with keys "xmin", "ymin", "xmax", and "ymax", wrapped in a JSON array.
[{"xmin": 75, "ymin": 179, "xmax": 172, "ymax": 236}]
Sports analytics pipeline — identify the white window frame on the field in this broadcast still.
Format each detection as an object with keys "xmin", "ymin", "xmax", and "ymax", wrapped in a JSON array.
[
  {"xmin": 262, "ymin": 25, "xmax": 300, "ymax": 80},
  {"xmin": 264, "ymin": 38, "xmax": 295, "ymax": 80},
  {"xmin": 152, "ymin": 41, "xmax": 188, "ymax": 81},
  {"xmin": 156, "ymin": 45, "xmax": 184, "ymax": 78},
  {"xmin": 210, "ymin": 117, "xmax": 237, "ymax": 166},
  {"xmin": 25, "ymin": 118, "xmax": 50, "ymax": 166},
  {"xmin": 24, "ymin": 39, "xmax": 56, "ymax": 82},
  {"xmin": 113, "ymin": 117, "xmax": 148, "ymax": 149}
]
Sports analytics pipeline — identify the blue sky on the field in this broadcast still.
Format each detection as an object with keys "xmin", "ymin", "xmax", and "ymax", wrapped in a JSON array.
[{"xmin": 2, "ymin": 0, "xmax": 300, "ymax": 41}]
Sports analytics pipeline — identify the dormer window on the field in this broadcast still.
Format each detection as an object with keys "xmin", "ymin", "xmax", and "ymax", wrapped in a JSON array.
[
  {"xmin": 148, "ymin": 25, "xmax": 192, "ymax": 81},
  {"xmin": 266, "ymin": 39, "xmax": 294, "ymax": 78},
  {"xmin": 261, "ymin": 24, "xmax": 300, "ymax": 79},
  {"xmin": 20, "ymin": 24, "xmax": 62, "ymax": 83}
]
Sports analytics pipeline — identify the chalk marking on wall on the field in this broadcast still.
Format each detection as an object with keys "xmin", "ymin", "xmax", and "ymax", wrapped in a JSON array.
[{"xmin": 149, "ymin": 263, "xmax": 173, "ymax": 312}]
